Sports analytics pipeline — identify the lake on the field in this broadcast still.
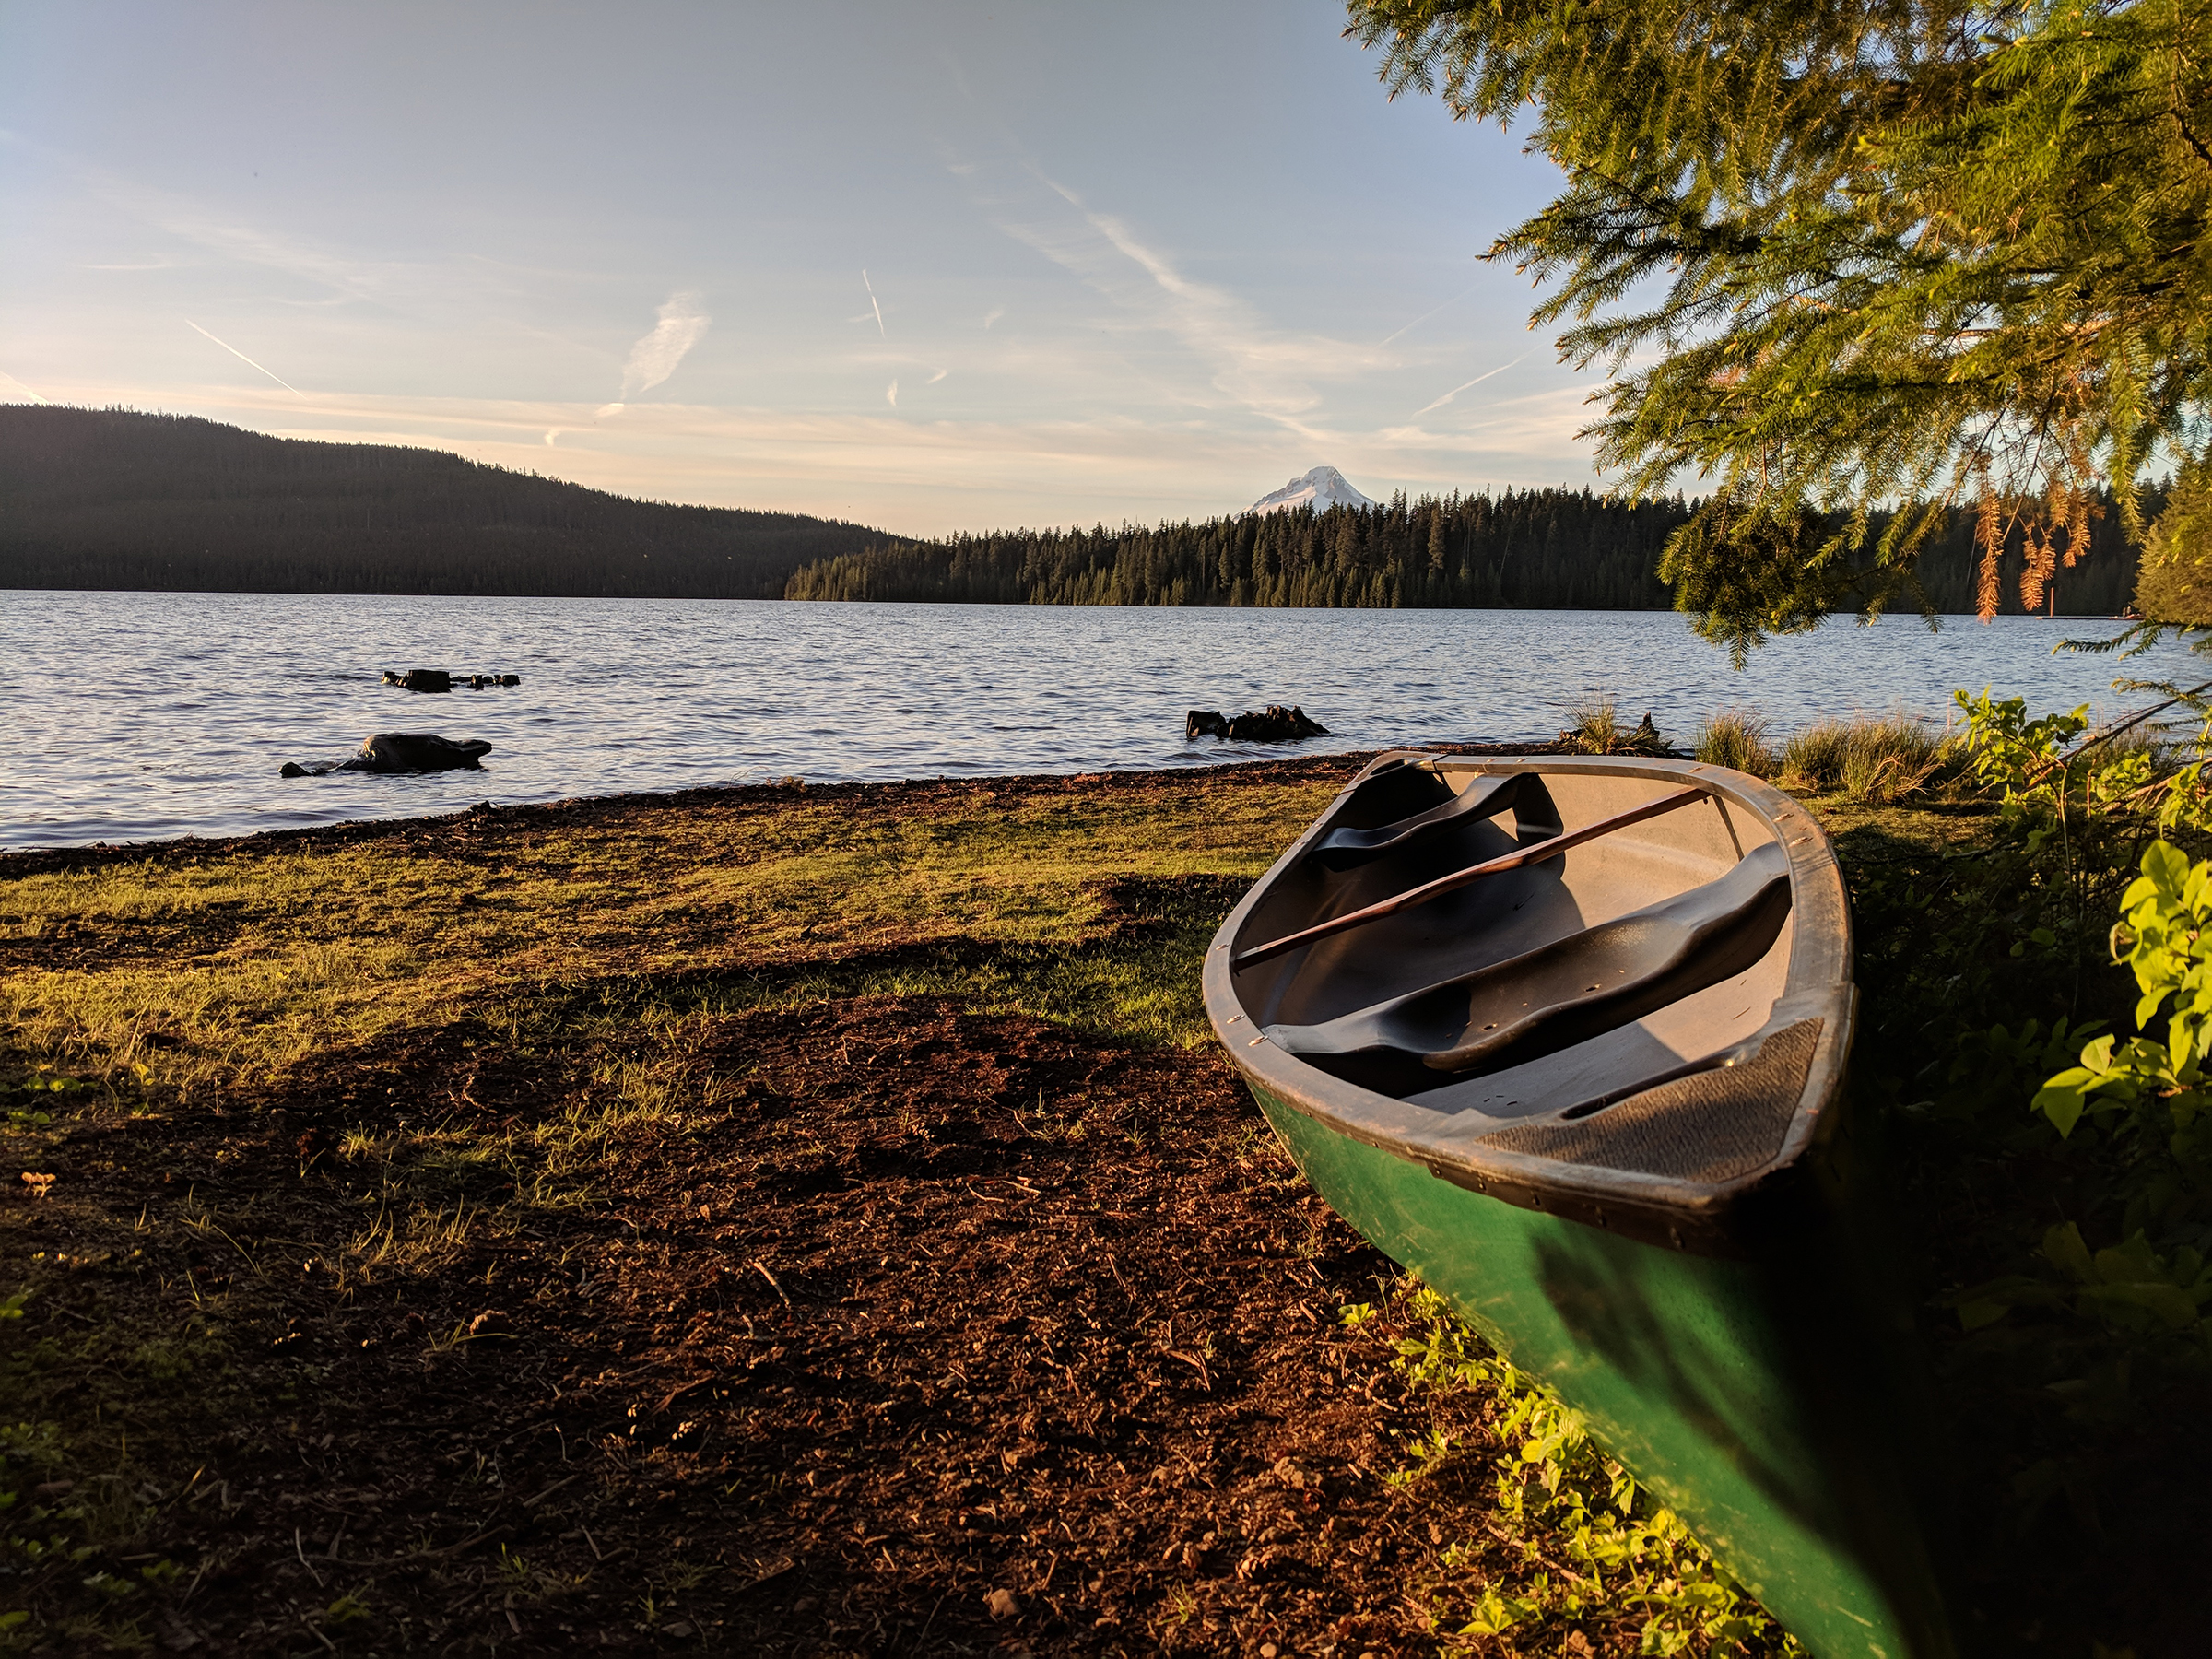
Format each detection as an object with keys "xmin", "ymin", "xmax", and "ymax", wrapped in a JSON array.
[{"xmin": 0, "ymin": 590, "xmax": 2190, "ymax": 851}]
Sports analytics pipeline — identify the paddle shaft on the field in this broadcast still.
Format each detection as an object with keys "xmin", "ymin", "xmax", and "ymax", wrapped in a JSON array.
[{"xmin": 1231, "ymin": 784, "xmax": 1707, "ymax": 971}]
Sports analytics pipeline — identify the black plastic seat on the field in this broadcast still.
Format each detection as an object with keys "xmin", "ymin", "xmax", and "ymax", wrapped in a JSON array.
[
  {"xmin": 1264, "ymin": 841, "xmax": 1792, "ymax": 1097},
  {"xmin": 1309, "ymin": 771, "xmax": 1560, "ymax": 873}
]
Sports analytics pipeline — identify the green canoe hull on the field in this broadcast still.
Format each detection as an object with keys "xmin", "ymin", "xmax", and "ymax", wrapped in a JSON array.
[{"xmin": 1249, "ymin": 1078, "xmax": 1953, "ymax": 1659}]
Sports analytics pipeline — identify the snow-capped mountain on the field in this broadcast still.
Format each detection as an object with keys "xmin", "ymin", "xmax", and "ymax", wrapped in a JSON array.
[{"xmin": 1245, "ymin": 465, "xmax": 1379, "ymax": 517}]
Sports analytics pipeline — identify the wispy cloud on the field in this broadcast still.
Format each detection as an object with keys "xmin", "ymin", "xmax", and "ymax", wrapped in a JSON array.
[
  {"xmin": 1411, "ymin": 354, "xmax": 1528, "ymax": 418},
  {"xmin": 986, "ymin": 165, "xmax": 1388, "ymax": 430},
  {"xmin": 863, "ymin": 271, "xmax": 887, "ymax": 337},
  {"xmin": 597, "ymin": 291, "xmax": 710, "ymax": 417},
  {"xmin": 926, "ymin": 368, "xmax": 948, "ymax": 384},
  {"xmin": 886, "ymin": 380, "xmax": 899, "ymax": 408},
  {"xmin": 185, "ymin": 320, "xmax": 303, "ymax": 395},
  {"xmin": 982, "ymin": 305, "xmax": 1005, "ymax": 331}
]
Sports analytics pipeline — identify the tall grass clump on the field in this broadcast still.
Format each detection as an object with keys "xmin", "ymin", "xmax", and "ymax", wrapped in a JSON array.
[
  {"xmin": 1559, "ymin": 693, "xmax": 1668, "ymax": 756},
  {"xmin": 1692, "ymin": 709, "xmax": 1778, "ymax": 777},
  {"xmin": 1781, "ymin": 713, "xmax": 1947, "ymax": 804}
]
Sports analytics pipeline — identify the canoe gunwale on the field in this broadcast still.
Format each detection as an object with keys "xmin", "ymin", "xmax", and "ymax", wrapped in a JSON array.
[{"xmin": 1204, "ymin": 751, "xmax": 1857, "ymax": 1259}]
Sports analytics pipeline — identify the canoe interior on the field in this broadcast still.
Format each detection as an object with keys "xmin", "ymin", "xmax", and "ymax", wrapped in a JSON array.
[{"xmin": 1230, "ymin": 759, "xmax": 1818, "ymax": 1166}]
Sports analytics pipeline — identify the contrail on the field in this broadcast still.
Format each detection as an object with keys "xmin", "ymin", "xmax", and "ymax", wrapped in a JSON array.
[
  {"xmin": 1381, "ymin": 279, "xmax": 1481, "ymax": 347},
  {"xmin": 186, "ymin": 320, "xmax": 303, "ymax": 395},
  {"xmin": 1412, "ymin": 354, "xmax": 1527, "ymax": 418},
  {"xmin": 863, "ymin": 270, "xmax": 886, "ymax": 337}
]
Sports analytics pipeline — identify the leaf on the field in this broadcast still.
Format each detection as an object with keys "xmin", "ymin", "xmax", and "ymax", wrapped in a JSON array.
[
  {"xmin": 2032, "ymin": 1082, "xmax": 2087, "ymax": 1138},
  {"xmin": 2082, "ymin": 1281, "xmax": 2201, "ymax": 1329},
  {"xmin": 2142, "ymin": 840, "xmax": 2191, "ymax": 897},
  {"xmin": 2093, "ymin": 1233, "xmax": 2162, "ymax": 1285},
  {"xmin": 1956, "ymin": 1298, "xmax": 2012, "ymax": 1331},
  {"xmin": 2043, "ymin": 1222, "xmax": 2097, "ymax": 1285}
]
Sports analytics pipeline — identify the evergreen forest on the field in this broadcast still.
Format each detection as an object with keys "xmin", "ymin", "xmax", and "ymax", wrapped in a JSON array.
[
  {"xmin": 782, "ymin": 488, "xmax": 2146, "ymax": 617},
  {"xmin": 0, "ymin": 406, "xmax": 2146, "ymax": 616},
  {"xmin": 0, "ymin": 407, "xmax": 878, "ymax": 599}
]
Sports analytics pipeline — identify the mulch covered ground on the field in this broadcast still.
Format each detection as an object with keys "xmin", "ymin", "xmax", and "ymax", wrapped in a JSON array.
[{"xmin": 9, "ymin": 994, "xmax": 1530, "ymax": 1656}]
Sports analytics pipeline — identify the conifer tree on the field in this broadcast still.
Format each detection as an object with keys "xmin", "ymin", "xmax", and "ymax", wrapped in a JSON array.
[{"xmin": 1347, "ymin": 0, "xmax": 2212, "ymax": 651}]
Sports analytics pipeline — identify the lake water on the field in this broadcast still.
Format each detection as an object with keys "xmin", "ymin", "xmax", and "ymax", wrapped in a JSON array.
[{"xmin": 0, "ymin": 590, "xmax": 2191, "ymax": 851}]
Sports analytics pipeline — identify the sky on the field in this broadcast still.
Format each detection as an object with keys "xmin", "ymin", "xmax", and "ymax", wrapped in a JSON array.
[{"xmin": 0, "ymin": 1, "xmax": 1599, "ymax": 536}]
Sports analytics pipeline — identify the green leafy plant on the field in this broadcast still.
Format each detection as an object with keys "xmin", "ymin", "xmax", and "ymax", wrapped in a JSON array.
[
  {"xmin": 1382, "ymin": 1286, "xmax": 1798, "ymax": 1655},
  {"xmin": 1951, "ymin": 690, "xmax": 2091, "ymax": 806},
  {"xmin": 2035, "ymin": 842, "xmax": 2212, "ymax": 1225}
]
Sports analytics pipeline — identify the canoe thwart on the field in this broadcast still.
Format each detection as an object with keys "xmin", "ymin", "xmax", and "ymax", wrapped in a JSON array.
[
  {"xmin": 1262, "ymin": 841, "xmax": 1793, "ymax": 1095},
  {"xmin": 1309, "ymin": 770, "xmax": 1562, "ymax": 872},
  {"xmin": 1233, "ymin": 784, "xmax": 1709, "ymax": 971},
  {"xmin": 1481, "ymin": 1017, "xmax": 1822, "ymax": 1182}
]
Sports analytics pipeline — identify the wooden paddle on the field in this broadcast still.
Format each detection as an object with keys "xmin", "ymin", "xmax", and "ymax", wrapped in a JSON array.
[{"xmin": 1231, "ymin": 784, "xmax": 1707, "ymax": 971}]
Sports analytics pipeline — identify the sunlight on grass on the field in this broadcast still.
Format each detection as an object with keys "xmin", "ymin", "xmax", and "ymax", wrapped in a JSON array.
[{"xmin": 2, "ymin": 775, "xmax": 1335, "ymax": 1098}]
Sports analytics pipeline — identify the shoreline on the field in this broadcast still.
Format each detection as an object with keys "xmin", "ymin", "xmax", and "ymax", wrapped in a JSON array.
[{"xmin": 0, "ymin": 742, "xmax": 1564, "ymax": 877}]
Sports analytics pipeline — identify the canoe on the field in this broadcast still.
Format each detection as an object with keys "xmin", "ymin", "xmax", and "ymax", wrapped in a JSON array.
[{"xmin": 1202, "ymin": 752, "xmax": 1953, "ymax": 1659}]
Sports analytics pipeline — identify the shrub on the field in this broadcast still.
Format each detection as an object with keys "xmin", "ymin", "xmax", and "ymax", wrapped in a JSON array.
[
  {"xmin": 1781, "ymin": 713, "xmax": 1947, "ymax": 804},
  {"xmin": 1693, "ymin": 709, "xmax": 1777, "ymax": 777},
  {"xmin": 1559, "ymin": 694, "xmax": 1668, "ymax": 756}
]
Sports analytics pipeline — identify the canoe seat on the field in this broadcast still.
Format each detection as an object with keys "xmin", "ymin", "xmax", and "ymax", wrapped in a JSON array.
[
  {"xmin": 1309, "ymin": 771, "xmax": 1559, "ymax": 873},
  {"xmin": 1481, "ymin": 1018, "xmax": 1822, "ymax": 1182},
  {"xmin": 1263, "ymin": 841, "xmax": 1792, "ymax": 1097}
]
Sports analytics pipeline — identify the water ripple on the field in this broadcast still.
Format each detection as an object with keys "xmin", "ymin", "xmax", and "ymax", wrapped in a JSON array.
[{"xmin": 0, "ymin": 591, "xmax": 2187, "ymax": 851}]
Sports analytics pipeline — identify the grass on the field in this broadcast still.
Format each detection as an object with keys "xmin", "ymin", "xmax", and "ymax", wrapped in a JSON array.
[
  {"xmin": 1692, "ymin": 708, "xmax": 1779, "ymax": 777},
  {"xmin": 0, "ymin": 774, "xmax": 1324, "ymax": 1100},
  {"xmin": 1776, "ymin": 711, "xmax": 1950, "ymax": 803},
  {"xmin": 1559, "ymin": 693, "xmax": 1670, "ymax": 756},
  {"xmin": 1, "ymin": 750, "xmax": 2193, "ymax": 1654},
  {"xmin": 0, "ymin": 764, "xmax": 1371, "ymax": 1652}
]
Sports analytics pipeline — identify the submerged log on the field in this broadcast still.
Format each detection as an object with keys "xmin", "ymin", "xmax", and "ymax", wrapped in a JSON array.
[
  {"xmin": 280, "ymin": 733, "xmax": 493, "ymax": 777},
  {"xmin": 382, "ymin": 669, "xmax": 522, "ymax": 691},
  {"xmin": 1188, "ymin": 704, "xmax": 1328, "ymax": 743},
  {"xmin": 348, "ymin": 733, "xmax": 491, "ymax": 772}
]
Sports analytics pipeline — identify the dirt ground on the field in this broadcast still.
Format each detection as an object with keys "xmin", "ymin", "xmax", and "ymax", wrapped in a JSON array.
[{"xmin": 5, "ymin": 982, "xmax": 1575, "ymax": 1655}]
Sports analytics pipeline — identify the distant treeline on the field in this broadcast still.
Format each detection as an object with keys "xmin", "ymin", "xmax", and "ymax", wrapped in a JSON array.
[
  {"xmin": 785, "ymin": 488, "xmax": 2148, "ymax": 617},
  {"xmin": 0, "ymin": 406, "xmax": 2148, "ymax": 615},
  {"xmin": 0, "ymin": 406, "xmax": 879, "ymax": 599}
]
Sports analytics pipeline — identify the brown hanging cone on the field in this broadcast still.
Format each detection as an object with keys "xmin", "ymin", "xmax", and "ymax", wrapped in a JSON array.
[
  {"xmin": 2019, "ymin": 522, "xmax": 2060, "ymax": 616},
  {"xmin": 1975, "ymin": 479, "xmax": 2004, "ymax": 620}
]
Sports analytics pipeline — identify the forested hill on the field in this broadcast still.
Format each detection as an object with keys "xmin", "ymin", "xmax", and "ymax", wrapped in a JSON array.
[
  {"xmin": 2, "ymin": 406, "xmax": 2145, "ymax": 613},
  {"xmin": 0, "ymin": 406, "xmax": 880, "ymax": 598},
  {"xmin": 784, "ymin": 488, "xmax": 2145, "ymax": 617}
]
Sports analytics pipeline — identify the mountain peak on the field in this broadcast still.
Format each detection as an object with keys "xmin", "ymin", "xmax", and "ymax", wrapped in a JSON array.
[{"xmin": 1246, "ymin": 465, "xmax": 1378, "ymax": 517}]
